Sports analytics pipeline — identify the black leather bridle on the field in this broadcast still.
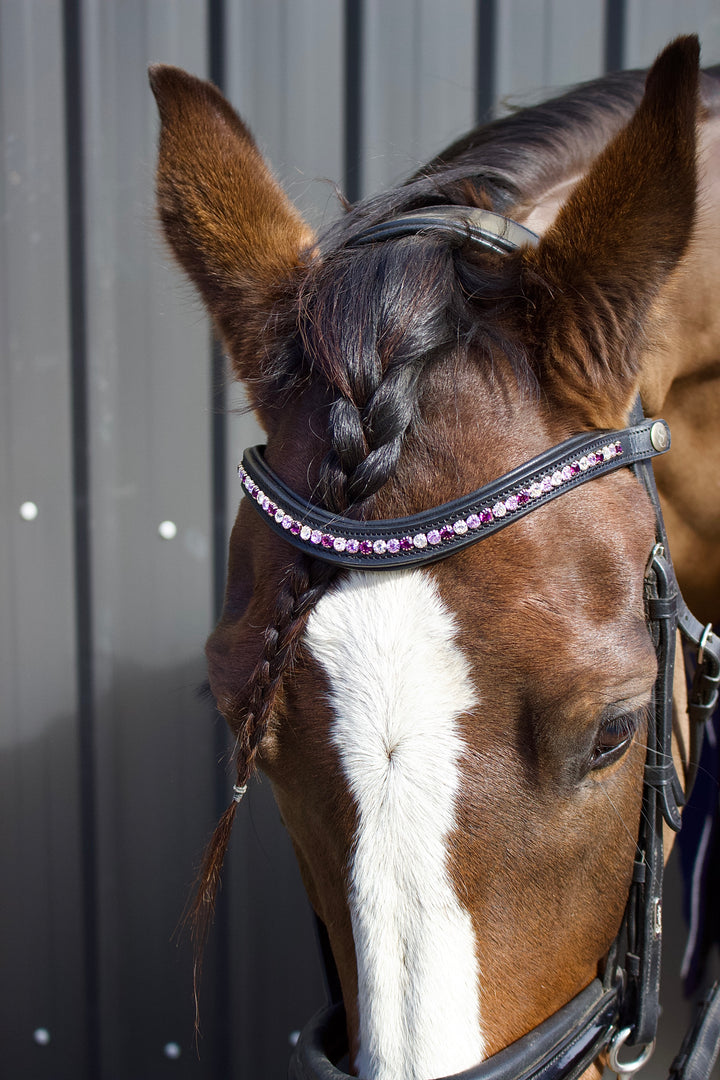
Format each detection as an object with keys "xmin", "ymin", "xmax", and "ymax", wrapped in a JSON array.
[{"xmin": 237, "ymin": 209, "xmax": 720, "ymax": 1080}]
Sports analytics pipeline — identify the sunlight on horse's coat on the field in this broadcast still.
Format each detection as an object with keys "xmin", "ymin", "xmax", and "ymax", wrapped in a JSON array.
[{"xmin": 305, "ymin": 571, "xmax": 485, "ymax": 1079}]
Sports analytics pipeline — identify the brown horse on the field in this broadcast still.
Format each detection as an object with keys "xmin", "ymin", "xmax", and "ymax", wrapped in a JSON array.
[{"xmin": 150, "ymin": 36, "xmax": 720, "ymax": 1080}]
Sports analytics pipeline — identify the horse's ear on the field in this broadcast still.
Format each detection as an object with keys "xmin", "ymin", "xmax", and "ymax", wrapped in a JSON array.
[
  {"xmin": 522, "ymin": 36, "xmax": 699, "ymax": 424},
  {"xmin": 149, "ymin": 65, "xmax": 315, "ymax": 398}
]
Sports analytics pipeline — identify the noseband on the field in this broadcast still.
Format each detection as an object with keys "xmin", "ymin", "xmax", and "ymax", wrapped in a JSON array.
[{"xmin": 238, "ymin": 209, "xmax": 720, "ymax": 1080}]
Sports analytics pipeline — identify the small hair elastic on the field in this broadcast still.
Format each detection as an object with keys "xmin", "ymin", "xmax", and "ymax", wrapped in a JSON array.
[{"xmin": 232, "ymin": 784, "xmax": 248, "ymax": 803}]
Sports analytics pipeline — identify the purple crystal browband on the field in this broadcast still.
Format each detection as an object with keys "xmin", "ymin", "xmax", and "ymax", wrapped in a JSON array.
[{"xmin": 237, "ymin": 419, "xmax": 671, "ymax": 570}]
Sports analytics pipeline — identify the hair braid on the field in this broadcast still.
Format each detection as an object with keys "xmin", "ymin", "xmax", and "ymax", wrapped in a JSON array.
[{"xmin": 187, "ymin": 554, "xmax": 336, "ymax": 1022}]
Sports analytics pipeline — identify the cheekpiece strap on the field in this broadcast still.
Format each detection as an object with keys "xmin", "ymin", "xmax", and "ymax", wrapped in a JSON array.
[{"xmin": 238, "ymin": 420, "xmax": 671, "ymax": 571}]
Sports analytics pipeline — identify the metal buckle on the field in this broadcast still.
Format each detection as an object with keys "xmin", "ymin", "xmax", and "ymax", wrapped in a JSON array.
[{"xmin": 607, "ymin": 1028, "xmax": 656, "ymax": 1080}]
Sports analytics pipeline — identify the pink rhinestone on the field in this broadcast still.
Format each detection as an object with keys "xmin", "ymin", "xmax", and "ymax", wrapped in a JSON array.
[
  {"xmin": 427, "ymin": 529, "xmax": 442, "ymax": 545},
  {"xmin": 400, "ymin": 537, "xmax": 413, "ymax": 550},
  {"xmin": 466, "ymin": 514, "xmax": 481, "ymax": 530},
  {"xmin": 492, "ymin": 502, "xmax": 506, "ymax": 518},
  {"xmin": 387, "ymin": 538, "xmax": 401, "ymax": 553},
  {"xmin": 300, "ymin": 525, "xmax": 312, "ymax": 541},
  {"xmin": 321, "ymin": 534, "xmax": 334, "ymax": 548},
  {"xmin": 373, "ymin": 539, "xmax": 387, "ymax": 554},
  {"xmin": 333, "ymin": 537, "xmax": 347, "ymax": 552},
  {"xmin": 505, "ymin": 495, "xmax": 519, "ymax": 512},
  {"xmin": 310, "ymin": 530, "xmax": 323, "ymax": 545},
  {"xmin": 570, "ymin": 463, "xmax": 580, "ymax": 476},
  {"xmin": 290, "ymin": 521, "xmax": 301, "ymax": 535},
  {"xmin": 516, "ymin": 492, "xmax": 530, "ymax": 506},
  {"xmin": 275, "ymin": 508, "xmax": 286, "ymax": 523},
  {"xmin": 561, "ymin": 465, "xmax": 573, "ymax": 481},
  {"xmin": 541, "ymin": 476, "xmax": 553, "ymax": 493},
  {"xmin": 346, "ymin": 538, "xmax": 360, "ymax": 554},
  {"xmin": 587, "ymin": 453, "xmax": 598, "ymax": 466},
  {"xmin": 281, "ymin": 515, "xmax": 293, "ymax": 529},
  {"xmin": 268, "ymin": 503, "xmax": 278, "ymax": 517},
  {"xmin": 359, "ymin": 540, "xmax": 373, "ymax": 554},
  {"xmin": 481, "ymin": 509, "xmax": 494, "ymax": 525},
  {"xmin": 615, "ymin": 441, "xmax": 623, "ymax": 454},
  {"xmin": 453, "ymin": 520, "xmax": 468, "ymax": 535},
  {"xmin": 413, "ymin": 533, "xmax": 428, "ymax": 549}
]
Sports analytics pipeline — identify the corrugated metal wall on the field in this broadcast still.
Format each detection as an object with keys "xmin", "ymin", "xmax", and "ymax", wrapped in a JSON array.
[{"xmin": 2, "ymin": 2, "xmax": 719, "ymax": 1078}]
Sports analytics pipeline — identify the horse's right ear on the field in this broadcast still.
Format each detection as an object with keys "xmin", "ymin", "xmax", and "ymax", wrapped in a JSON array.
[{"xmin": 149, "ymin": 66, "xmax": 315, "ymax": 405}]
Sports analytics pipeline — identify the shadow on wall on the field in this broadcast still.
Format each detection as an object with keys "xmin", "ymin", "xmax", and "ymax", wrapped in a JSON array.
[{"xmin": 1, "ymin": 656, "xmax": 325, "ymax": 1080}]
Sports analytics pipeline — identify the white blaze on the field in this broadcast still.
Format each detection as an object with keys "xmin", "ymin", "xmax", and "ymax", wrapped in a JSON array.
[{"xmin": 305, "ymin": 570, "xmax": 485, "ymax": 1080}]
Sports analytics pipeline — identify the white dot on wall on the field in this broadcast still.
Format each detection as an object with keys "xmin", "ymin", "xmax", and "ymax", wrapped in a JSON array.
[
  {"xmin": 20, "ymin": 501, "xmax": 39, "ymax": 521},
  {"xmin": 158, "ymin": 520, "xmax": 177, "ymax": 540},
  {"xmin": 33, "ymin": 1028, "xmax": 51, "ymax": 1046},
  {"xmin": 163, "ymin": 1042, "xmax": 181, "ymax": 1059}
]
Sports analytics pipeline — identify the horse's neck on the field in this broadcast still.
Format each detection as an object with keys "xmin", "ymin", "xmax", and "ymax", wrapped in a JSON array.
[{"xmin": 516, "ymin": 98, "xmax": 720, "ymax": 623}]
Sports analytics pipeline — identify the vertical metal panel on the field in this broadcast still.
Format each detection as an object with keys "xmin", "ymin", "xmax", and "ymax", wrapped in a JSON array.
[
  {"xmin": 362, "ymin": 0, "xmax": 477, "ymax": 196},
  {"xmin": 624, "ymin": 0, "xmax": 720, "ymax": 67},
  {"xmin": 79, "ymin": 1, "xmax": 224, "ymax": 1075},
  {"xmin": 0, "ymin": 2, "xmax": 86, "ymax": 1076},
  {"xmin": 495, "ymin": 0, "xmax": 605, "ymax": 108}
]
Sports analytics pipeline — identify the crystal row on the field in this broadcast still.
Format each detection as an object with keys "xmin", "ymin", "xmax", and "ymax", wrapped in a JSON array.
[{"xmin": 238, "ymin": 442, "xmax": 623, "ymax": 558}]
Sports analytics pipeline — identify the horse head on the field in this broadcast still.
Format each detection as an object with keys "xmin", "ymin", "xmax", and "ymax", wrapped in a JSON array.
[{"xmin": 151, "ymin": 37, "xmax": 706, "ymax": 1080}]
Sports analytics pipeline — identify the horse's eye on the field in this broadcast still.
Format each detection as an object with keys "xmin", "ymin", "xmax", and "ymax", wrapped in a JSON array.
[{"xmin": 590, "ymin": 709, "xmax": 644, "ymax": 770}]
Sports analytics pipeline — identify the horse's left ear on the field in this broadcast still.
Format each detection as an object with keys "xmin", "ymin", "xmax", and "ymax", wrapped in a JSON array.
[
  {"xmin": 149, "ymin": 65, "xmax": 316, "ymax": 416},
  {"xmin": 522, "ymin": 36, "xmax": 699, "ymax": 424}
]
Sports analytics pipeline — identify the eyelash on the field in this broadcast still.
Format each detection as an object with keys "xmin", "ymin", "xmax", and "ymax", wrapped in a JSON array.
[{"xmin": 590, "ymin": 704, "xmax": 650, "ymax": 770}]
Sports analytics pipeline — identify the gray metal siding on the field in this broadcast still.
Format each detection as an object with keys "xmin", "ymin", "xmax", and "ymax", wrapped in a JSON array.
[{"xmin": 1, "ymin": 2, "xmax": 719, "ymax": 1077}]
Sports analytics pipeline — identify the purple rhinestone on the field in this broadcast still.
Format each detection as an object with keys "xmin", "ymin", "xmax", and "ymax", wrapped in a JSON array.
[
  {"xmin": 587, "ymin": 453, "xmax": 598, "ymax": 466},
  {"xmin": 281, "ymin": 515, "xmax": 293, "ymax": 530},
  {"xmin": 570, "ymin": 463, "xmax": 581, "ymax": 476},
  {"xmin": 268, "ymin": 502, "xmax": 277, "ymax": 517},
  {"xmin": 261, "ymin": 496, "xmax": 270, "ymax": 511},
  {"xmin": 238, "ymin": 466, "xmax": 246, "ymax": 480},
  {"xmin": 400, "ymin": 537, "xmax": 413, "ymax": 550},
  {"xmin": 427, "ymin": 529, "xmax": 442, "ymax": 545},
  {"xmin": 387, "ymin": 538, "xmax": 401, "ymax": 553},
  {"xmin": 290, "ymin": 521, "xmax": 301, "ymax": 535},
  {"xmin": 321, "ymin": 534, "xmax": 334, "ymax": 548},
  {"xmin": 300, "ymin": 525, "xmax": 312, "ymax": 541},
  {"xmin": 413, "ymin": 533, "xmax": 428, "ymax": 549},
  {"xmin": 310, "ymin": 529, "xmax": 323, "ymax": 545},
  {"xmin": 615, "ymin": 441, "xmax": 623, "ymax": 455},
  {"xmin": 505, "ymin": 495, "xmax": 519, "ymax": 513},
  {"xmin": 359, "ymin": 540, "xmax": 373, "ymax": 555},
  {"xmin": 481, "ymin": 509, "xmax": 494, "ymax": 525},
  {"xmin": 333, "ymin": 537, "xmax": 347, "ymax": 552},
  {"xmin": 561, "ymin": 465, "xmax": 573, "ymax": 482},
  {"xmin": 345, "ymin": 538, "xmax": 360, "ymax": 554},
  {"xmin": 373, "ymin": 539, "xmax": 387, "ymax": 554},
  {"xmin": 439, "ymin": 525, "xmax": 454, "ymax": 540},
  {"xmin": 516, "ymin": 491, "xmax": 530, "ymax": 506},
  {"xmin": 453, "ymin": 520, "xmax": 468, "ymax": 535},
  {"xmin": 466, "ymin": 514, "xmax": 481, "ymax": 530}
]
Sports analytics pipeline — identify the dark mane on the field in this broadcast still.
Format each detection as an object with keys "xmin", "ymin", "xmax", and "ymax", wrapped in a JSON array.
[{"xmin": 261, "ymin": 70, "xmax": 650, "ymax": 515}]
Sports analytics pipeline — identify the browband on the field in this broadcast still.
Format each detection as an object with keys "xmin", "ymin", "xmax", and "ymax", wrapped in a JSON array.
[{"xmin": 238, "ymin": 420, "xmax": 672, "ymax": 570}]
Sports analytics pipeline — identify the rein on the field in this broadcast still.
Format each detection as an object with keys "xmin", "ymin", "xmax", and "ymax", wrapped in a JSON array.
[{"xmin": 238, "ymin": 208, "xmax": 720, "ymax": 1080}]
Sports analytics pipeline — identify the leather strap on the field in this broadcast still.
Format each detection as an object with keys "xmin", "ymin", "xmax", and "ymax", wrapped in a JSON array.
[
  {"xmin": 240, "ymin": 421, "xmax": 671, "ymax": 570},
  {"xmin": 349, "ymin": 207, "xmax": 540, "ymax": 254},
  {"xmin": 668, "ymin": 982, "xmax": 720, "ymax": 1080}
]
